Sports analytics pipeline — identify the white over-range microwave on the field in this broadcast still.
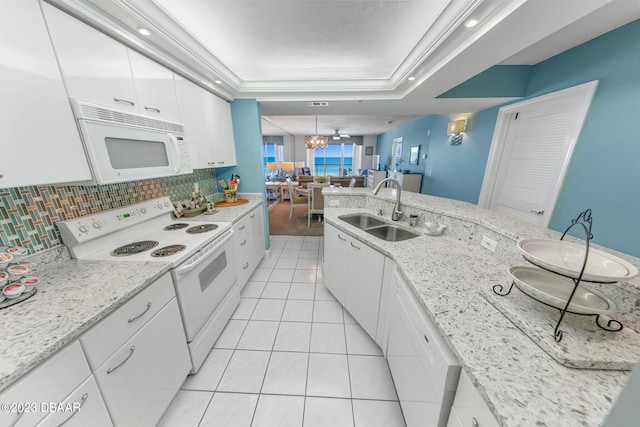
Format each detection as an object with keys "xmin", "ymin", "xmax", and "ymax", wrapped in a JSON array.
[{"xmin": 70, "ymin": 99, "xmax": 192, "ymax": 184}]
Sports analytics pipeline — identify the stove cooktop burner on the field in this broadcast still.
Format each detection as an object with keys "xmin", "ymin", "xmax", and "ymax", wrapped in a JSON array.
[
  {"xmin": 186, "ymin": 224, "xmax": 218, "ymax": 234},
  {"xmin": 112, "ymin": 241, "xmax": 159, "ymax": 256},
  {"xmin": 151, "ymin": 244, "xmax": 187, "ymax": 257},
  {"xmin": 164, "ymin": 223, "xmax": 189, "ymax": 231}
]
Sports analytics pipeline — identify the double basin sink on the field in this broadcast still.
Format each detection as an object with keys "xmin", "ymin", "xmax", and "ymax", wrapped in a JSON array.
[{"xmin": 338, "ymin": 214, "xmax": 420, "ymax": 242}]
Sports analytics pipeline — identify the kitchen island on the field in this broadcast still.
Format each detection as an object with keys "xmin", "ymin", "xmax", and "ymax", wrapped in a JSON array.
[{"xmin": 322, "ymin": 187, "xmax": 640, "ymax": 427}]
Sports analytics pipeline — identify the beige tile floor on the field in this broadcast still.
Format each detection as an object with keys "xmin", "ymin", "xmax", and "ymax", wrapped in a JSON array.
[{"xmin": 157, "ymin": 235, "xmax": 406, "ymax": 427}]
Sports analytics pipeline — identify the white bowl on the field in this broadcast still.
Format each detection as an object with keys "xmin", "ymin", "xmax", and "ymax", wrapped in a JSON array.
[
  {"xmin": 0, "ymin": 252, "xmax": 13, "ymax": 269},
  {"xmin": 517, "ymin": 238, "xmax": 639, "ymax": 283},
  {"xmin": 0, "ymin": 272, "xmax": 8, "ymax": 287},
  {"xmin": 423, "ymin": 222, "xmax": 447, "ymax": 236},
  {"xmin": 20, "ymin": 276, "xmax": 40, "ymax": 290},
  {"xmin": 3, "ymin": 283, "xmax": 25, "ymax": 299},
  {"xmin": 6, "ymin": 247, "xmax": 28, "ymax": 262},
  {"xmin": 7, "ymin": 265, "xmax": 29, "ymax": 281}
]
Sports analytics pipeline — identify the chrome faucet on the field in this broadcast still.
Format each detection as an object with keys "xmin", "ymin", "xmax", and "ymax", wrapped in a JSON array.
[{"xmin": 372, "ymin": 178, "xmax": 403, "ymax": 221}]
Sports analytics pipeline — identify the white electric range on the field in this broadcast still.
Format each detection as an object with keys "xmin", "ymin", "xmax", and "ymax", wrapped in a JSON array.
[{"xmin": 56, "ymin": 196, "xmax": 240, "ymax": 373}]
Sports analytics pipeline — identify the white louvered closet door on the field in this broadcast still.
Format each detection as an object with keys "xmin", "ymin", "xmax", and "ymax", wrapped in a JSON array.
[{"xmin": 490, "ymin": 97, "xmax": 583, "ymax": 226}]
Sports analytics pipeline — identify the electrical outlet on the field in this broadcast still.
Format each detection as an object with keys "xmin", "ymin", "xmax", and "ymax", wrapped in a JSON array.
[
  {"xmin": 329, "ymin": 199, "xmax": 340, "ymax": 207},
  {"xmin": 481, "ymin": 236, "xmax": 497, "ymax": 252}
]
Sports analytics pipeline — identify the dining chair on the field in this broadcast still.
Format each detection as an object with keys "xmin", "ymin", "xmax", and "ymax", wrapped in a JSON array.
[
  {"xmin": 286, "ymin": 177, "xmax": 308, "ymax": 219},
  {"xmin": 349, "ymin": 177, "xmax": 357, "ymax": 188},
  {"xmin": 308, "ymin": 183, "xmax": 329, "ymax": 226}
]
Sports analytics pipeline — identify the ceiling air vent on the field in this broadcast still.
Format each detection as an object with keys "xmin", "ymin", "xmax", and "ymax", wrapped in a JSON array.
[{"xmin": 306, "ymin": 101, "xmax": 329, "ymax": 107}]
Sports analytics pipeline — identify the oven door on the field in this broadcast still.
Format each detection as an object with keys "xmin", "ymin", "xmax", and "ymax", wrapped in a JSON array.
[
  {"xmin": 171, "ymin": 234, "xmax": 237, "ymax": 341},
  {"xmin": 77, "ymin": 119, "xmax": 191, "ymax": 184}
]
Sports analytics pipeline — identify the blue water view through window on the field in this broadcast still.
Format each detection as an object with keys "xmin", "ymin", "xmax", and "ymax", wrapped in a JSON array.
[{"xmin": 314, "ymin": 144, "xmax": 353, "ymax": 176}]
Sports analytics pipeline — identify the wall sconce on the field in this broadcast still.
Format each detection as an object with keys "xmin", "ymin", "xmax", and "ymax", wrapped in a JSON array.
[{"xmin": 447, "ymin": 119, "xmax": 467, "ymax": 145}]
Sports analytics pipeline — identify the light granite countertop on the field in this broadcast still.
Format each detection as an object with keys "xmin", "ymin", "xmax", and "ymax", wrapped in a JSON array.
[
  {"xmin": 0, "ymin": 194, "xmax": 264, "ymax": 393},
  {"xmin": 323, "ymin": 187, "xmax": 640, "ymax": 427}
]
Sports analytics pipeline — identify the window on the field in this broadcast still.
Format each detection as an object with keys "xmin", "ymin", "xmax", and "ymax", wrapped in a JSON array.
[{"xmin": 314, "ymin": 143, "xmax": 355, "ymax": 176}]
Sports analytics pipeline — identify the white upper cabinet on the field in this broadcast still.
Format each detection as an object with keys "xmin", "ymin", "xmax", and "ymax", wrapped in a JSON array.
[
  {"xmin": 175, "ymin": 75, "xmax": 237, "ymax": 169},
  {"xmin": 0, "ymin": 0, "xmax": 91, "ymax": 188},
  {"xmin": 42, "ymin": 3, "xmax": 181, "ymax": 123},
  {"xmin": 127, "ymin": 49, "xmax": 181, "ymax": 122}
]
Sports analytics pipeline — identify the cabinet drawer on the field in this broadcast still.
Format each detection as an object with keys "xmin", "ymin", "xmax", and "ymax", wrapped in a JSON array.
[
  {"xmin": 35, "ymin": 376, "xmax": 112, "ymax": 427},
  {"xmin": 80, "ymin": 272, "xmax": 175, "ymax": 370},
  {"xmin": 0, "ymin": 342, "xmax": 90, "ymax": 427},
  {"xmin": 451, "ymin": 371, "xmax": 499, "ymax": 427},
  {"xmin": 233, "ymin": 214, "xmax": 251, "ymax": 235},
  {"xmin": 94, "ymin": 299, "xmax": 190, "ymax": 427},
  {"xmin": 234, "ymin": 230, "xmax": 254, "ymax": 288}
]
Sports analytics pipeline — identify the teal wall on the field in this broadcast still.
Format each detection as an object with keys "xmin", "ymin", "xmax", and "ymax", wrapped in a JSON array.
[
  {"xmin": 225, "ymin": 99, "xmax": 270, "ymax": 249},
  {"xmin": 377, "ymin": 19, "xmax": 640, "ymax": 256},
  {"xmin": 438, "ymin": 65, "xmax": 531, "ymax": 98},
  {"xmin": 376, "ymin": 108, "xmax": 498, "ymax": 204}
]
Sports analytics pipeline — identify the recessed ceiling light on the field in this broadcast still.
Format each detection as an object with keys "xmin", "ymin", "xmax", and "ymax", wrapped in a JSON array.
[
  {"xmin": 137, "ymin": 27, "xmax": 151, "ymax": 36},
  {"xmin": 464, "ymin": 19, "xmax": 478, "ymax": 28},
  {"xmin": 408, "ymin": 76, "xmax": 416, "ymax": 81},
  {"xmin": 214, "ymin": 80, "xmax": 222, "ymax": 84}
]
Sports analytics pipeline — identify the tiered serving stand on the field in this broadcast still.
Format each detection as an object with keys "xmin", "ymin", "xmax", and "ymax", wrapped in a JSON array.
[{"xmin": 493, "ymin": 209, "xmax": 639, "ymax": 342}]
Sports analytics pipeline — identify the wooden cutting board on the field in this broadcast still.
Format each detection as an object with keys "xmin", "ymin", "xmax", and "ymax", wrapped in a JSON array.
[{"xmin": 214, "ymin": 199, "xmax": 249, "ymax": 207}]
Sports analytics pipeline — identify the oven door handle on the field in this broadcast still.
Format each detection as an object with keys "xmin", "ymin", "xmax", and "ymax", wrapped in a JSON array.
[{"xmin": 172, "ymin": 231, "xmax": 233, "ymax": 277}]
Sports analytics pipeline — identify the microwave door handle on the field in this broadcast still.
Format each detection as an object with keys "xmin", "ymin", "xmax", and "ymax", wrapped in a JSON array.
[{"xmin": 168, "ymin": 134, "xmax": 182, "ymax": 174}]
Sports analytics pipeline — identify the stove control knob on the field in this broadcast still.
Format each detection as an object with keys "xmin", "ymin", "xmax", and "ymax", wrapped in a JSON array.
[
  {"xmin": 141, "ymin": 207, "xmax": 147, "ymax": 214},
  {"xmin": 164, "ymin": 201, "xmax": 171, "ymax": 207},
  {"xmin": 78, "ymin": 225, "xmax": 89, "ymax": 233},
  {"xmin": 92, "ymin": 221, "xmax": 103, "ymax": 229},
  {"xmin": 156, "ymin": 202, "xmax": 163, "ymax": 209}
]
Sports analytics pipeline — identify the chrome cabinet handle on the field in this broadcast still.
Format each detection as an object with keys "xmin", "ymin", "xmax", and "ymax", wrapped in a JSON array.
[
  {"xmin": 0, "ymin": 174, "xmax": 3, "ymax": 179},
  {"xmin": 472, "ymin": 417, "xmax": 479, "ymax": 427},
  {"xmin": 242, "ymin": 262, "xmax": 249, "ymax": 269},
  {"xmin": 107, "ymin": 346, "xmax": 136, "ymax": 374},
  {"xmin": 250, "ymin": 214, "xmax": 256, "ymax": 219},
  {"xmin": 239, "ymin": 225, "xmax": 246, "ymax": 231},
  {"xmin": 207, "ymin": 162, "xmax": 216, "ymax": 165},
  {"xmin": 217, "ymin": 161, "xmax": 225, "ymax": 164},
  {"xmin": 350, "ymin": 242, "xmax": 360, "ymax": 249},
  {"xmin": 240, "ymin": 239, "xmax": 247, "ymax": 246},
  {"xmin": 424, "ymin": 334, "xmax": 429, "ymax": 344},
  {"xmin": 113, "ymin": 97, "xmax": 135, "ymax": 106},
  {"xmin": 7, "ymin": 410, "xmax": 24, "ymax": 427},
  {"xmin": 144, "ymin": 106, "xmax": 160, "ymax": 113},
  {"xmin": 337, "ymin": 234, "xmax": 346, "ymax": 241},
  {"xmin": 530, "ymin": 210, "xmax": 545, "ymax": 215},
  {"xmin": 128, "ymin": 302, "xmax": 151, "ymax": 323},
  {"xmin": 58, "ymin": 393, "xmax": 89, "ymax": 426}
]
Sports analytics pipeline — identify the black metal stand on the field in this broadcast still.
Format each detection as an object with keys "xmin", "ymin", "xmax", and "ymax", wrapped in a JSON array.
[{"xmin": 494, "ymin": 209, "xmax": 623, "ymax": 343}]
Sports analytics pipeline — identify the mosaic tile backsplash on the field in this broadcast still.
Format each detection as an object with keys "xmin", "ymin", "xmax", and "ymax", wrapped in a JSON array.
[{"xmin": 0, "ymin": 169, "xmax": 217, "ymax": 255}]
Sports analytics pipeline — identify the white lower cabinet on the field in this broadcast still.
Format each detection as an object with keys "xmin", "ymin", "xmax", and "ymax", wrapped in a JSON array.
[
  {"xmin": 234, "ymin": 205, "xmax": 266, "ymax": 289},
  {"xmin": 446, "ymin": 371, "xmax": 499, "ymax": 427},
  {"xmin": 92, "ymin": 299, "xmax": 190, "ymax": 426},
  {"xmin": 35, "ymin": 376, "xmax": 112, "ymax": 427},
  {"xmin": 0, "ymin": 341, "xmax": 105, "ymax": 427},
  {"xmin": 387, "ymin": 272, "xmax": 461, "ymax": 427},
  {"xmin": 323, "ymin": 223, "xmax": 385, "ymax": 339}
]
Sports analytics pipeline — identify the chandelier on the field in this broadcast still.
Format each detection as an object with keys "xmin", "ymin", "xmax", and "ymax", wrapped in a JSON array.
[{"xmin": 305, "ymin": 116, "xmax": 328, "ymax": 150}]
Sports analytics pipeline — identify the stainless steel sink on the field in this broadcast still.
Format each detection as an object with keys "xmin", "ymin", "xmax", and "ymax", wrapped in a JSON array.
[
  {"xmin": 339, "ymin": 214, "xmax": 386, "ymax": 230},
  {"xmin": 338, "ymin": 214, "xmax": 419, "ymax": 242},
  {"xmin": 365, "ymin": 225, "xmax": 420, "ymax": 242}
]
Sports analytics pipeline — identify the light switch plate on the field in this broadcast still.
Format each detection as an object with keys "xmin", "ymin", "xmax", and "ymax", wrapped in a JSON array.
[{"xmin": 481, "ymin": 236, "xmax": 497, "ymax": 252}]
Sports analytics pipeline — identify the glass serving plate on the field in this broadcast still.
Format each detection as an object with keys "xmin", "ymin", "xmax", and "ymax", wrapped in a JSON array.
[
  {"xmin": 517, "ymin": 238, "xmax": 639, "ymax": 283},
  {"xmin": 508, "ymin": 266, "xmax": 615, "ymax": 315}
]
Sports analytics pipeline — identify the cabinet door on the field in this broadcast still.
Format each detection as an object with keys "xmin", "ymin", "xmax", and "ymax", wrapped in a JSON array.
[
  {"xmin": 93, "ymin": 299, "xmax": 190, "ymax": 427},
  {"xmin": 212, "ymin": 96, "xmax": 238, "ymax": 167},
  {"xmin": 128, "ymin": 49, "xmax": 181, "ymax": 122},
  {"xmin": 323, "ymin": 224, "xmax": 348, "ymax": 306},
  {"xmin": 42, "ymin": 3, "xmax": 138, "ymax": 112},
  {"xmin": 345, "ymin": 238, "xmax": 384, "ymax": 338},
  {"xmin": 234, "ymin": 230, "xmax": 254, "ymax": 289},
  {"xmin": 0, "ymin": 342, "xmax": 90, "ymax": 427},
  {"xmin": 249, "ymin": 206, "xmax": 266, "ymax": 266},
  {"xmin": 35, "ymin": 376, "xmax": 112, "ymax": 427},
  {"xmin": 175, "ymin": 75, "xmax": 218, "ymax": 169},
  {"xmin": 0, "ymin": 0, "xmax": 91, "ymax": 188}
]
